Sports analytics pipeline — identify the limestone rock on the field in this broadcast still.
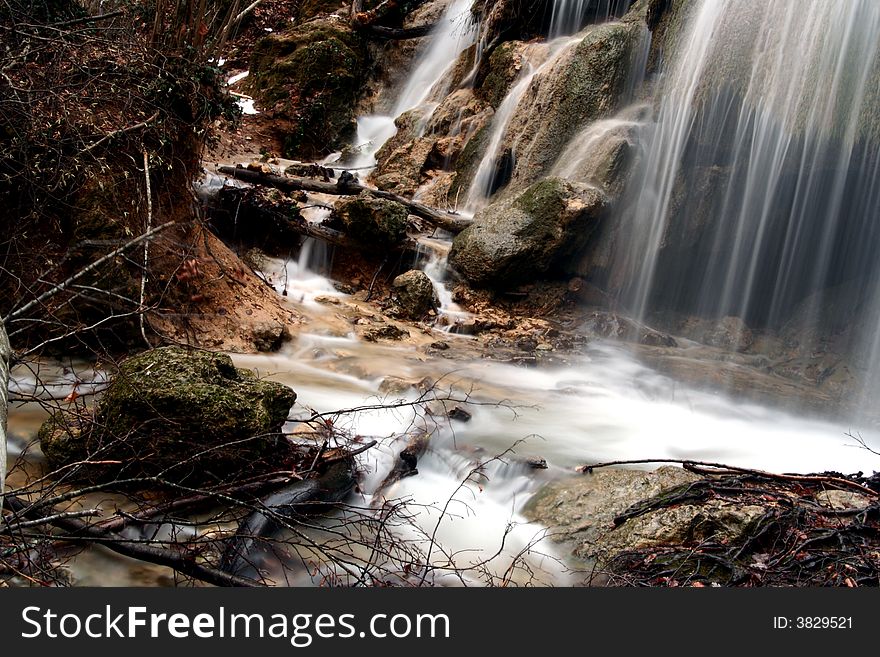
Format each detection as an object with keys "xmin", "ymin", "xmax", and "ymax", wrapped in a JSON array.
[
  {"xmin": 391, "ymin": 270, "xmax": 438, "ymax": 319},
  {"xmin": 494, "ymin": 20, "xmax": 646, "ymax": 193},
  {"xmin": 448, "ymin": 177, "xmax": 607, "ymax": 287}
]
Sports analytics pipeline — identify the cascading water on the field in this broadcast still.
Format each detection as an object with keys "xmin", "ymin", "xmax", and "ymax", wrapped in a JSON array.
[
  {"xmin": 609, "ymin": 0, "xmax": 880, "ymax": 409},
  {"xmin": 465, "ymin": 36, "xmax": 583, "ymax": 212},
  {"xmin": 13, "ymin": 0, "xmax": 880, "ymax": 588},
  {"xmin": 338, "ymin": 0, "xmax": 478, "ymax": 170},
  {"xmin": 547, "ymin": 0, "xmax": 632, "ymax": 38}
]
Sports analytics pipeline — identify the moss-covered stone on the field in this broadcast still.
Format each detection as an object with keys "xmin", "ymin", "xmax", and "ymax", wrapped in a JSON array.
[
  {"xmin": 247, "ymin": 18, "xmax": 368, "ymax": 158},
  {"xmin": 39, "ymin": 347, "xmax": 296, "ymax": 485},
  {"xmin": 476, "ymin": 40, "xmax": 527, "ymax": 108},
  {"xmin": 498, "ymin": 20, "xmax": 644, "ymax": 192},
  {"xmin": 448, "ymin": 177, "xmax": 607, "ymax": 288},
  {"xmin": 334, "ymin": 193, "xmax": 409, "ymax": 247}
]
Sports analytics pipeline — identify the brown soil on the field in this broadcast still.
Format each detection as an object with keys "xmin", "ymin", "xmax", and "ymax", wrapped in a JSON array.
[{"xmin": 148, "ymin": 224, "xmax": 304, "ymax": 352}]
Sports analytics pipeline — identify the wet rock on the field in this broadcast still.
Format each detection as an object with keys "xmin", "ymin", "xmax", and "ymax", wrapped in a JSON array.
[
  {"xmin": 523, "ymin": 466, "xmax": 701, "ymax": 548},
  {"xmin": 814, "ymin": 490, "xmax": 873, "ymax": 510},
  {"xmin": 704, "ymin": 316, "xmax": 754, "ymax": 352},
  {"xmin": 372, "ymin": 109, "xmax": 433, "ymax": 196},
  {"xmin": 363, "ymin": 324, "xmax": 410, "ymax": 342},
  {"xmin": 525, "ymin": 456, "xmax": 548, "ymax": 469},
  {"xmin": 475, "ymin": 40, "xmax": 531, "ymax": 108},
  {"xmin": 496, "ymin": 20, "xmax": 646, "ymax": 192},
  {"xmin": 39, "ymin": 347, "xmax": 296, "ymax": 485},
  {"xmin": 334, "ymin": 193, "xmax": 409, "ymax": 247},
  {"xmin": 592, "ymin": 498, "xmax": 767, "ymax": 562},
  {"xmin": 379, "ymin": 376, "xmax": 416, "ymax": 395},
  {"xmin": 373, "ymin": 92, "xmax": 492, "ymax": 196},
  {"xmin": 525, "ymin": 466, "xmax": 768, "ymax": 567},
  {"xmin": 430, "ymin": 341, "xmax": 450, "ymax": 350},
  {"xmin": 447, "ymin": 406, "xmax": 472, "ymax": 422},
  {"xmin": 246, "ymin": 17, "xmax": 367, "ymax": 158},
  {"xmin": 471, "ymin": 0, "xmax": 555, "ymax": 49},
  {"xmin": 448, "ymin": 177, "xmax": 607, "ymax": 288},
  {"xmin": 250, "ymin": 320, "xmax": 291, "ymax": 352},
  {"xmin": 390, "ymin": 270, "xmax": 439, "ymax": 320}
]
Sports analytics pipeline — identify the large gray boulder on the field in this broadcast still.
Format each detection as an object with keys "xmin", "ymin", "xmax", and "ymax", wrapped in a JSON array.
[
  {"xmin": 448, "ymin": 177, "xmax": 606, "ymax": 287},
  {"xmin": 524, "ymin": 466, "xmax": 765, "ymax": 568},
  {"xmin": 39, "ymin": 347, "xmax": 296, "ymax": 485}
]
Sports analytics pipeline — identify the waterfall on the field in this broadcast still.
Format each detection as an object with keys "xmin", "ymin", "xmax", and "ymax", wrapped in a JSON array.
[
  {"xmin": 610, "ymin": 0, "xmax": 880, "ymax": 405},
  {"xmin": 548, "ymin": 0, "xmax": 633, "ymax": 39},
  {"xmin": 340, "ymin": 0, "xmax": 478, "ymax": 169},
  {"xmin": 392, "ymin": 0, "xmax": 478, "ymax": 118}
]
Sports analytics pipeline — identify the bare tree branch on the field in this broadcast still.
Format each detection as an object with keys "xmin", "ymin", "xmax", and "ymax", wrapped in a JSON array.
[{"xmin": 7, "ymin": 221, "xmax": 178, "ymax": 323}]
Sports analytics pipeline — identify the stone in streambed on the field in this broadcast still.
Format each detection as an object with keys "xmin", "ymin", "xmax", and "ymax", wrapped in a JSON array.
[
  {"xmin": 390, "ymin": 270, "xmax": 438, "ymax": 320},
  {"xmin": 38, "ymin": 347, "xmax": 296, "ymax": 485},
  {"xmin": 334, "ymin": 193, "xmax": 409, "ymax": 247},
  {"xmin": 448, "ymin": 177, "xmax": 607, "ymax": 288}
]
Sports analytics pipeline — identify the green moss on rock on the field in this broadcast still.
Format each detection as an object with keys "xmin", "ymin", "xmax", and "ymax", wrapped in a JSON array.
[
  {"xmin": 334, "ymin": 193, "xmax": 409, "ymax": 247},
  {"xmin": 448, "ymin": 177, "xmax": 606, "ymax": 288},
  {"xmin": 39, "ymin": 347, "xmax": 297, "ymax": 485},
  {"xmin": 476, "ymin": 40, "xmax": 526, "ymax": 108},
  {"xmin": 247, "ymin": 18, "xmax": 368, "ymax": 158}
]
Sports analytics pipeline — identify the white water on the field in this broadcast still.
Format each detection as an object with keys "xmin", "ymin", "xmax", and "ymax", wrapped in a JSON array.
[
  {"xmin": 548, "ymin": 0, "xmax": 632, "ymax": 39},
  {"xmin": 258, "ymin": 239, "xmax": 344, "ymax": 308},
  {"xmin": 550, "ymin": 103, "xmax": 648, "ymax": 183},
  {"xmin": 615, "ymin": 0, "xmax": 726, "ymax": 321},
  {"xmin": 332, "ymin": 0, "xmax": 478, "ymax": 171},
  {"xmin": 612, "ymin": 0, "xmax": 880, "ymax": 409},
  {"xmin": 415, "ymin": 239, "xmax": 472, "ymax": 330},
  {"xmin": 226, "ymin": 311, "xmax": 880, "ymax": 584}
]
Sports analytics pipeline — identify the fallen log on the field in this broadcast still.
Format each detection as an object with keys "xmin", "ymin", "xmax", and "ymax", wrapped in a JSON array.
[
  {"xmin": 373, "ymin": 432, "xmax": 431, "ymax": 502},
  {"xmin": 219, "ymin": 453, "xmax": 358, "ymax": 578},
  {"xmin": 217, "ymin": 165, "xmax": 472, "ymax": 234},
  {"xmin": 363, "ymin": 24, "xmax": 436, "ymax": 40}
]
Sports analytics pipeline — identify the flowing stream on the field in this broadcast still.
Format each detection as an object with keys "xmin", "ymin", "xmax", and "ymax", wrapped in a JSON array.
[{"xmin": 7, "ymin": 0, "xmax": 880, "ymax": 586}]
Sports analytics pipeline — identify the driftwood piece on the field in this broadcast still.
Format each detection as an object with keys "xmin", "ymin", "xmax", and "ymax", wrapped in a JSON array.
[
  {"xmin": 219, "ymin": 455, "xmax": 358, "ymax": 577},
  {"xmin": 4, "ymin": 495, "xmax": 257, "ymax": 587},
  {"xmin": 217, "ymin": 165, "xmax": 472, "ymax": 234},
  {"xmin": 374, "ymin": 432, "xmax": 431, "ymax": 501}
]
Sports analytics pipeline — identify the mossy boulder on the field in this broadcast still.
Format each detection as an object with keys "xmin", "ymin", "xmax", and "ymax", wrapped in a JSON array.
[
  {"xmin": 247, "ymin": 17, "xmax": 368, "ymax": 158},
  {"xmin": 38, "ymin": 347, "xmax": 296, "ymax": 484},
  {"xmin": 390, "ymin": 270, "xmax": 438, "ymax": 319},
  {"xmin": 334, "ymin": 193, "xmax": 409, "ymax": 247},
  {"xmin": 448, "ymin": 177, "xmax": 607, "ymax": 288}
]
